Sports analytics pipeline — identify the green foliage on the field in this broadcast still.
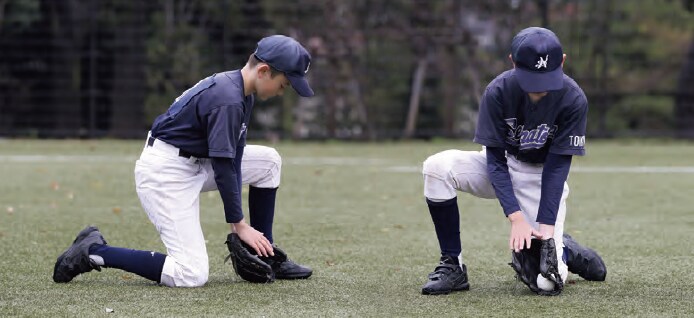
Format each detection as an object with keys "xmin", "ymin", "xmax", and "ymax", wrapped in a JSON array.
[
  {"xmin": 552, "ymin": 0, "xmax": 692, "ymax": 136},
  {"xmin": 0, "ymin": 0, "xmax": 691, "ymax": 137},
  {"xmin": 142, "ymin": 0, "xmax": 249, "ymax": 123},
  {"xmin": 1, "ymin": 0, "xmax": 40, "ymax": 32},
  {"xmin": 145, "ymin": 7, "xmax": 209, "ymax": 123},
  {"xmin": 363, "ymin": 39, "xmax": 414, "ymax": 130},
  {"xmin": 606, "ymin": 96, "xmax": 674, "ymax": 132}
]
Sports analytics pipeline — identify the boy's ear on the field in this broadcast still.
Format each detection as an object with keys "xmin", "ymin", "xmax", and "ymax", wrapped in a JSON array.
[{"xmin": 256, "ymin": 63, "xmax": 271, "ymax": 77}]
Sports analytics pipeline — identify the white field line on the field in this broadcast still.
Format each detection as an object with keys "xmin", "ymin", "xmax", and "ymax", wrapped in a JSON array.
[
  {"xmin": 386, "ymin": 165, "xmax": 694, "ymax": 174},
  {"xmin": 0, "ymin": 155, "xmax": 136, "ymax": 163},
  {"xmin": 1, "ymin": 155, "xmax": 693, "ymax": 174}
]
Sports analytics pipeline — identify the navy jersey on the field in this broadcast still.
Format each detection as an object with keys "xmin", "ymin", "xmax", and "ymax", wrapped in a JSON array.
[
  {"xmin": 473, "ymin": 70, "xmax": 587, "ymax": 164},
  {"xmin": 151, "ymin": 70, "xmax": 253, "ymax": 159}
]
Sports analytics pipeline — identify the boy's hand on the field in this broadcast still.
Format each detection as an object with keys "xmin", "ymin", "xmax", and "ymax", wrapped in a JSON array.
[{"xmin": 508, "ymin": 211, "xmax": 543, "ymax": 252}]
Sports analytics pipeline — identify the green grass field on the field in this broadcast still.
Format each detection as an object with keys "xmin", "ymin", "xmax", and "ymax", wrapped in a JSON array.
[{"xmin": 1, "ymin": 139, "xmax": 693, "ymax": 317}]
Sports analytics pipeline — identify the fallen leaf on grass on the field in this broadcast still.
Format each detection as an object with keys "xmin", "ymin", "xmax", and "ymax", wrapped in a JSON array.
[
  {"xmin": 112, "ymin": 207, "xmax": 122, "ymax": 215},
  {"xmin": 121, "ymin": 274, "xmax": 133, "ymax": 280},
  {"xmin": 393, "ymin": 224, "xmax": 404, "ymax": 229},
  {"xmin": 50, "ymin": 181, "xmax": 60, "ymax": 191},
  {"xmin": 326, "ymin": 260, "xmax": 335, "ymax": 266}
]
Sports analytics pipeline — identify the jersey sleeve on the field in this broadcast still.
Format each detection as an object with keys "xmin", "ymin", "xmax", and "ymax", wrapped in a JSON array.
[
  {"xmin": 536, "ymin": 153, "xmax": 572, "ymax": 225},
  {"xmin": 206, "ymin": 104, "xmax": 244, "ymax": 158},
  {"xmin": 549, "ymin": 98, "xmax": 587, "ymax": 156},
  {"xmin": 486, "ymin": 147, "xmax": 521, "ymax": 216},
  {"xmin": 210, "ymin": 157, "xmax": 243, "ymax": 223},
  {"xmin": 473, "ymin": 87, "xmax": 507, "ymax": 148}
]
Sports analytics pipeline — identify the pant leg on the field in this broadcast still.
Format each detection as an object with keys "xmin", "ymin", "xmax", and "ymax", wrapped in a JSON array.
[
  {"xmin": 201, "ymin": 145, "xmax": 282, "ymax": 192},
  {"xmin": 507, "ymin": 155, "xmax": 570, "ymax": 282},
  {"xmin": 422, "ymin": 148, "xmax": 495, "ymax": 264},
  {"xmin": 135, "ymin": 142, "xmax": 209, "ymax": 287},
  {"xmin": 200, "ymin": 145, "xmax": 281, "ymax": 243},
  {"xmin": 422, "ymin": 149, "xmax": 496, "ymax": 200}
]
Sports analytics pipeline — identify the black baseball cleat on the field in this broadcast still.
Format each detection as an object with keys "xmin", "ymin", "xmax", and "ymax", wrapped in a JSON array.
[
  {"xmin": 53, "ymin": 226, "xmax": 107, "ymax": 283},
  {"xmin": 563, "ymin": 233, "xmax": 607, "ymax": 281},
  {"xmin": 421, "ymin": 255, "xmax": 470, "ymax": 295},
  {"xmin": 260, "ymin": 245, "xmax": 312, "ymax": 279}
]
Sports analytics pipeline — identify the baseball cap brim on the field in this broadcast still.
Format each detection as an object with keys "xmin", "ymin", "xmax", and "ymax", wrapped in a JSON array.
[
  {"xmin": 286, "ymin": 73, "xmax": 314, "ymax": 97},
  {"xmin": 513, "ymin": 67, "xmax": 564, "ymax": 93}
]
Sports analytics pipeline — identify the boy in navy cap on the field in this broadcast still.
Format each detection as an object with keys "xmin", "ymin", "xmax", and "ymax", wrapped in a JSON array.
[
  {"xmin": 53, "ymin": 35, "xmax": 313, "ymax": 287},
  {"xmin": 420, "ymin": 27, "xmax": 606, "ymax": 295}
]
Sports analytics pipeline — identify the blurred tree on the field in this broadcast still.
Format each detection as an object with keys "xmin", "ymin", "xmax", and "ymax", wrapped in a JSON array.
[
  {"xmin": 556, "ymin": 0, "xmax": 692, "ymax": 136},
  {"xmin": 0, "ymin": 0, "xmax": 691, "ymax": 139},
  {"xmin": 106, "ymin": 1, "xmax": 151, "ymax": 137},
  {"xmin": 42, "ymin": 0, "xmax": 89, "ymax": 136},
  {"xmin": 674, "ymin": 4, "xmax": 694, "ymax": 137},
  {"xmin": 0, "ymin": 0, "xmax": 41, "ymax": 134}
]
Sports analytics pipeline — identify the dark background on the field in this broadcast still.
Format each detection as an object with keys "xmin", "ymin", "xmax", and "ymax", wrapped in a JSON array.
[{"xmin": 0, "ymin": 0, "xmax": 692, "ymax": 140}]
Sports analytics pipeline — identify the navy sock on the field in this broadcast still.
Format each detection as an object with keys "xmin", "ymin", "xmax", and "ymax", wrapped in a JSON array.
[
  {"xmin": 249, "ymin": 186, "xmax": 277, "ymax": 243},
  {"xmin": 89, "ymin": 245, "xmax": 166, "ymax": 283},
  {"xmin": 426, "ymin": 197, "xmax": 461, "ymax": 260}
]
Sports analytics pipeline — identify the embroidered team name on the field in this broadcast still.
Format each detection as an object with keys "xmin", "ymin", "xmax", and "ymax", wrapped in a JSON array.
[{"xmin": 505, "ymin": 119, "xmax": 557, "ymax": 150}]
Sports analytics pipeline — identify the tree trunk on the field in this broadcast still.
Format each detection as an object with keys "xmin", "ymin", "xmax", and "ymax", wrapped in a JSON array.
[
  {"xmin": 109, "ymin": 1, "xmax": 149, "ymax": 138},
  {"xmin": 439, "ymin": 45, "xmax": 459, "ymax": 137},
  {"xmin": 403, "ymin": 56, "xmax": 428, "ymax": 139},
  {"xmin": 45, "ymin": 0, "xmax": 83, "ymax": 137},
  {"xmin": 674, "ymin": 34, "xmax": 694, "ymax": 138}
]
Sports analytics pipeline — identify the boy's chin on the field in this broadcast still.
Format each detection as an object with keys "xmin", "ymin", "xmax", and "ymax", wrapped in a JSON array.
[{"xmin": 257, "ymin": 94, "xmax": 274, "ymax": 101}]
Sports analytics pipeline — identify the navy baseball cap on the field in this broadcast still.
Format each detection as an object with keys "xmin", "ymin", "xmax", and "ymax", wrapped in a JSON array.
[
  {"xmin": 511, "ymin": 27, "xmax": 564, "ymax": 92},
  {"xmin": 254, "ymin": 35, "xmax": 314, "ymax": 97}
]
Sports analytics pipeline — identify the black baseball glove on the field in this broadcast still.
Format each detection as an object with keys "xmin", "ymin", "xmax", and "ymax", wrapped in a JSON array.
[
  {"xmin": 509, "ymin": 238, "xmax": 564, "ymax": 296},
  {"xmin": 224, "ymin": 233, "xmax": 274, "ymax": 283}
]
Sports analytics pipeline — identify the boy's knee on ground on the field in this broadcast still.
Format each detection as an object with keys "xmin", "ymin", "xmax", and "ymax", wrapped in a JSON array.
[{"xmin": 161, "ymin": 257, "xmax": 209, "ymax": 287}]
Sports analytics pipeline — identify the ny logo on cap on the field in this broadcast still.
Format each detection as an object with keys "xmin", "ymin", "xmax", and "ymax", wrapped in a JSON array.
[
  {"xmin": 305, "ymin": 61, "xmax": 310, "ymax": 74},
  {"xmin": 535, "ymin": 55, "xmax": 549, "ymax": 69}
]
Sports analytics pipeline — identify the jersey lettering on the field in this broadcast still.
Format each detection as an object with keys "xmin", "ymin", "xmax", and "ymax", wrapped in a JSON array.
[
  {"xmin": 505, "ymin": 118, "xmax": 557, "ymax": 150},
  {"xmin": 568, "ymin": 135, "xmax": 585, "ymax": 147}
]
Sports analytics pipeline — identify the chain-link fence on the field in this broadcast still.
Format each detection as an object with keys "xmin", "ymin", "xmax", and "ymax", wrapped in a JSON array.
[{"xmin": 1, "ymin": 0, "xmax": 692, "ymax": 139}]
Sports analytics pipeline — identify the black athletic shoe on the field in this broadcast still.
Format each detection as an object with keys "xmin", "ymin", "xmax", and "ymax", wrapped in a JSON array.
[
  {"xmin": 53, "ymin": 226, "xmax": 107, "ymax": 283},
  {"xmin": 563, "ymin": 233, "xmax": 607, "ymax": 281},
  {"xmin": 260, "ymin": 245, "xmax": 312, "ymax": 279},
  {"xmin": 421, "ymin": 255, "xmax": 470, "ymax": 295}
]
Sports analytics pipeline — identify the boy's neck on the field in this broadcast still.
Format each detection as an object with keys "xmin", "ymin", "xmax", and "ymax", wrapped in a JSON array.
[
  {"xmin": 527, "ymin": 92, "xmax": 548, "ymax": 104},
  {"xmin": 240, "ymin": 64, "xmax": 255, "ymax": 96}
]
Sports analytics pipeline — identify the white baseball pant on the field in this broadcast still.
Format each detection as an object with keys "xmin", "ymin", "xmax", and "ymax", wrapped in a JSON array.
[
  {"xmin": 422, "ymin": 147, "xmax": 569, "ymax": 282},
  {"xmin": 134, "ymin": 133, "xmax": 281, "ymax": 287}
]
